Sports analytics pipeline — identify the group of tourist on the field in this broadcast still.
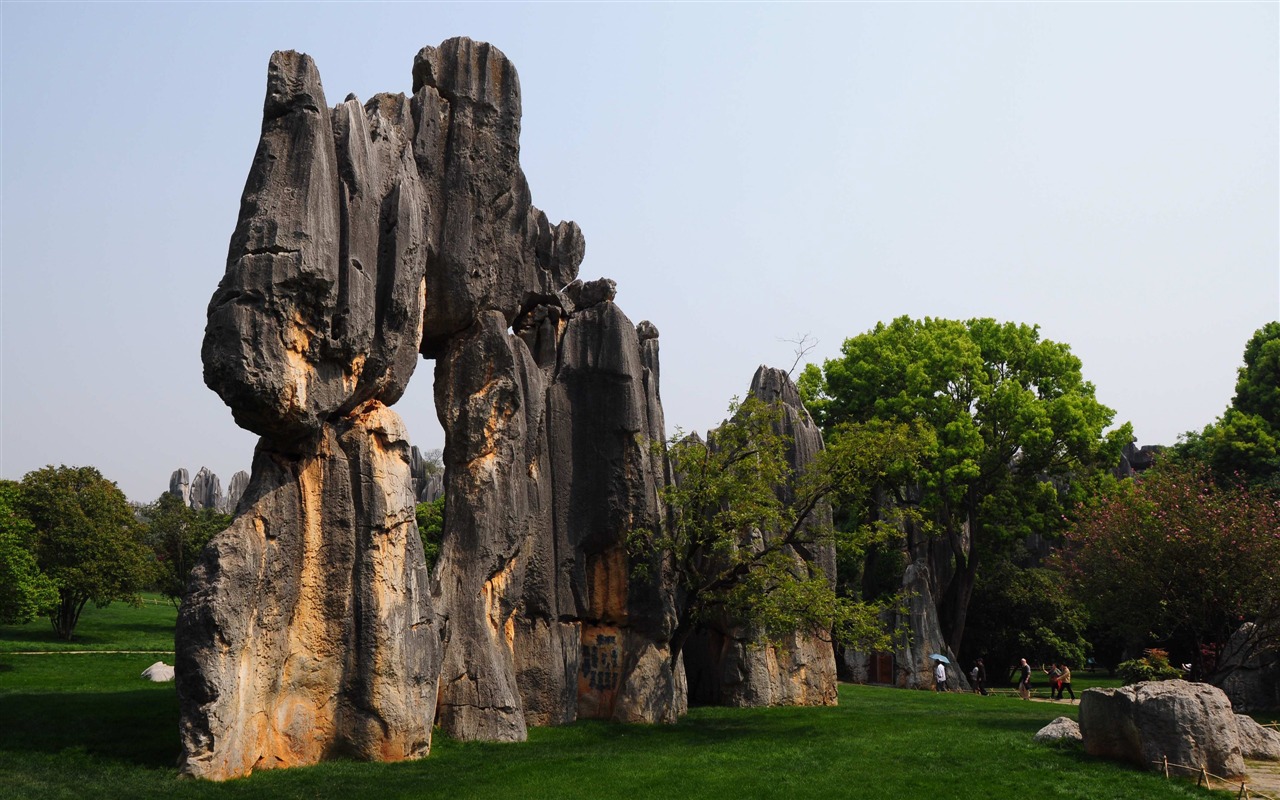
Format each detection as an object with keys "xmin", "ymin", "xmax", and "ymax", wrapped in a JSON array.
[{"xmin": 932, "ymin": 656, "xmax": 1075, "ymax": 701}]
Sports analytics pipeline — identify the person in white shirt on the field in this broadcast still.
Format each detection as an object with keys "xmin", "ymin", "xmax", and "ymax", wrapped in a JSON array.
[{"xmin": 934, "ymin": 660, "xmax": 947, "ymax": 692}]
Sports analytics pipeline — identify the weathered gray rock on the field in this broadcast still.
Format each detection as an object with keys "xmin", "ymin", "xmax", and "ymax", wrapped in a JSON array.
[
  {"xmin": 541, "ymin": 299, "xmax": 683, "ymax": 725},
  {"xmin": 185, "ymin": 37, "xmax": 679, "ymax": 780},
  {"xmin": 1217, "ymin": 622, "xmax": 1280, "ymax": 712},
  {"xmin": 682, "ymin": 367, "xmax": 837, "ymax": 707},
  {"xmin": 892, "ymin": 560, "xmax": 967, "ymax": 691},
  {"xmin": 408, "ymin": 447, "xmax": 444, "ymax": 503},
  {"xmin": 1079, "ymin": 680, "xmax": 1247, "ymax": 779},
  {"xmin": 189, "ymin": 467, "xmax": 223, "ymax": 513},
  {"xmin": 432, "ymin": 311, "xmax": 544, "ymax": 742},
  {"xmin": 225, "ymin": 470, "xmax": 250, "ymax": 514},
  {"xmin": 141, "ymin": 661, "xmax": 175, "ymax": 682},
  {"xmin": 169, "ymin": 468, "xmax": 191, "ymax": 507},
  {"xmin": 177, "ymin": 404, "xmax": 436, "ymax": 780},
  {"xmin": 1236, "ymin": 714, "xmax": 1280, "ymax": 760},
  {"xmin": 1035, "ymin": 716, "xmax": 1082, "ymax": 743}
]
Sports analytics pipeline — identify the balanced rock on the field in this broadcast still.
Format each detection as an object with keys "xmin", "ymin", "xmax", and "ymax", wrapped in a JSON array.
[
  {"xmin": 1079, "ymin": 680, "xmax": 1247, "ymax": 779},
  {"xmin": 1035, "ymin": 716, "xmax": 1082, "ymax": 743}
]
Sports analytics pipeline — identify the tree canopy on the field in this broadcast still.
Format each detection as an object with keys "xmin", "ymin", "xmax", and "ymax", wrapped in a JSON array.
[
  {"xmin": 140, "ymin": 492, "xmax": 231, "ymax": 606},
  {"xmin": 0, "ymin": 480, "xmax": 58, "ymax": 625},
  {"xmin": 636, "ymin": 395, "xmax": 924, "ymax": 667},
  {"xmin": 1176, "ymin": 322, "xmax": 1280, "ymax": 489},
  {"xmin": 18, "ymin": 465, "xmax": 152, "ymax": 639},
  {"xmin": 799, "ymin": 316, "xmax": 1130, "ymax": 657},
  {"xmin": 1059, "ymin": 459, "xmax": 1280, "ymax": 678}
]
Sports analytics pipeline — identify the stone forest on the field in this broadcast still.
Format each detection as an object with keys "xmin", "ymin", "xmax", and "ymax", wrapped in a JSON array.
[
  {"xmin": 167, "ymin": 36, "xmax": 1280, "ymax": 788},
  {"xmin": 177, "ymin": 37, "xmax": 849, "ymax": 780}
]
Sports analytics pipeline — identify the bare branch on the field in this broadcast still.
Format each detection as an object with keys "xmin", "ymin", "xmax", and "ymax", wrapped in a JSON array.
[{"xmin": 780, "ymin": 332, "xmax": 818, "ymax": 377}]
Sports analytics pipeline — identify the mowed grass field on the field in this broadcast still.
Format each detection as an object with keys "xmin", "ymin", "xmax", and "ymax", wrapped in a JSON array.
[{"xmin": 0, "ymin": 601, "xmax": 1235, "ymax": 800}]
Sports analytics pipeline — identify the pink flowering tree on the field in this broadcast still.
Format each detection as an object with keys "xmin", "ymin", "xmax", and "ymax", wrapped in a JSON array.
[{"xmin": 1058, "ymin": 460, "xmax": 1280, "ymax": 680}]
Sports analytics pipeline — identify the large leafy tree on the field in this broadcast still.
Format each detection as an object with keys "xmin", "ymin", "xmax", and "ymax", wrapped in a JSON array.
[
  {"xmin": 799, "ymin": 316, "xmax": 1129, "ymax": 657},
  {"xmin": 636, "ymin": 395, "xmax": 925, "ymax": 669},
  {"xmin": 0, "ymin": 480, "xmax": 58, "ymax": 624},
  {"xmin": 18, "ymin": 466, "xmax": 152, "ymax": 639},
  {"xmin": 1176, "ymin": 322, "xmax": 1280, "ymax": 489},
  {"xmin": 1059, "ymin": 459, "xmax": 1280, "ymax": 678},
  {"xmin": 140, "ymin": 493, "xmax": 231, "ymax": 606}
]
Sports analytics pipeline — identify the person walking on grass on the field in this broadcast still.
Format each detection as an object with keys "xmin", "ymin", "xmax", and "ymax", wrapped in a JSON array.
[
  {"xmin": 1042, "ymin": 663, "xmax": 1063, "ymax": 700},
  {"xmin": 1059, "ymin": 663, "xmax": 1075, "ymax": 702},
  {"xmin": 935, "ymin": 659, "xmax": 948, "ymax": 692},
  {"xmin": 1015, "ymin": 658, "xmax": 1032, "ymax": 700},
  {"xmin": 970, "ymin": 658, "xmax": 988, "ymax": 695}
]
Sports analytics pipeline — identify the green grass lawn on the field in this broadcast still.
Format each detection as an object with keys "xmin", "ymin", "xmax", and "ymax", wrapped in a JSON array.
[
  {"xmin": 0, "ymin": 594, "xmax": 177, "ymax": 653},
  {"xmin": 0, "ymin": 602, "xmax": 1231, "ymax": 799}
]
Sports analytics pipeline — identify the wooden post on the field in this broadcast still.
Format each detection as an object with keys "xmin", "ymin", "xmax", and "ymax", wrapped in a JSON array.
[
  {"xmin": 1199, "ymin": 765, "xmax": 1208, "ymax": 788},
  {"xmin": 1163, "ymin": 755, "xmax": 1169, "ymax": 779}
]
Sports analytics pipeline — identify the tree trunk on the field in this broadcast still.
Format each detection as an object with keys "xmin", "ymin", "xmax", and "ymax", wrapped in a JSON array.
[
  {"xmin": 51, "ymin": 593, "xmax": 87, "ymax": 640},
  {"xmin": 944, "ymin": 506, "xmax": 979, "ymax": 657}
]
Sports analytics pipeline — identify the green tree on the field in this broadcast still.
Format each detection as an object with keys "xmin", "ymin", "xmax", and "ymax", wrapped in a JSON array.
[
  {"xmin": 140, "ymin": 493, "xmax": 231, "ymax": 606},
  {"xmin": 801, "ymin": 316, "xmax": 1129, "ymax": 658},
  {"xmin": 0, "ymin": 480, "xmax": 58, "ymax": 624},
  {"xmin": 415, "ymin": 496, "xmax": 445, "ymax": 570},
  {"xmin": 963, "ymin": 557, "xmax": 1089, "ymax": 674},
  {"xmin": 1175, "ymin": 322, "xmax": 1280, "ymax": 489},
  {"xmin": 18, "ymin": 465, "xmax": 152, "ymax": 639},
  {"xmin": 636, "ymin": 395, "xmax": 925, "ymax": 668},
  {"xmin": 1059, "ymin": 459, "xmax": 1280, "ymax": 679}
]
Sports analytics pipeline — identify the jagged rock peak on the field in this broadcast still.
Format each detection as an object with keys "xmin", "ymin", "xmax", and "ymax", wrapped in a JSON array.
[{"xmin": 564, "ymin": 278, "xmax": 617, "ymax": 309}]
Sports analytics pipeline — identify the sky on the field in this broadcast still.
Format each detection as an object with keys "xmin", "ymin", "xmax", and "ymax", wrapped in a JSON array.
[{"xmin": 1, "ymin": 2, "xmax": 1277, "ymax": 504}]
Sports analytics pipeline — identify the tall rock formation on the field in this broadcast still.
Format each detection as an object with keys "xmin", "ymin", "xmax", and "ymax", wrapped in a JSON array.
[
  {"xmin": 180, "ymin": 39, "xmax": 679, "ymax": 780},
  {"xmin": 682, "ymin": 367, "xmax": 838, "ymax": 707},
  {"xmin": 168, "ymin": 466, "xmax": 248, "ymax": 513}
]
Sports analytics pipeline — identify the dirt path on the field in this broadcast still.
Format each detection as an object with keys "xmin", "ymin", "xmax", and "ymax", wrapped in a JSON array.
[{"xmin": 1239, "ymin": 759, "xmax": 1280, "ymax": 798}]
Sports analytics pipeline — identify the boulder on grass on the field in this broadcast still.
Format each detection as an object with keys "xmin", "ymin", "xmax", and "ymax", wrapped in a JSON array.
[
  {"xmin": 1236, "ymin": 714, "xmax": 1280, "ymax": 760},
  {"xmin": 1034, "ymin": 716, "xmax": 1081, "ymax": 743},
  {"xmin": 142, "ymin": 662, "xmax": 175, "ymax": 682},
  {"xmin": 1079, "ymin": 680, "xmax": 1246, "ymax": 779}
]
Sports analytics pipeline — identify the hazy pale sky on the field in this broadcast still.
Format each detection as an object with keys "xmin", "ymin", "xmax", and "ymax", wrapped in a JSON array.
[{"xmin": 2, "ymin": 2, "xmax": 1277, "ymax": 503}]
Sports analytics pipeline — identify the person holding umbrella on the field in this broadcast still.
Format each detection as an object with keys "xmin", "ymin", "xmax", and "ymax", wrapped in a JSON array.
[{"xmin": 930, "ymin": 654, "xmax": 950, "ymax": 692}]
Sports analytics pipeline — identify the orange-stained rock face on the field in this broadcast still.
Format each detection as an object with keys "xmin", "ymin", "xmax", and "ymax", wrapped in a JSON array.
[
  {"xmin": 587, "ymin": 548, "xmax": 630, "ymax": 624},
  {"xmin": 176, "ymin": 405, "xmax": 438, "ymax": 780}
]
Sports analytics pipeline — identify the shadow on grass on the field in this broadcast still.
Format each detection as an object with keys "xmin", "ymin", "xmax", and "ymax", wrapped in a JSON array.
[{"xmin": 0, "ymin": 689, "xmax": 180, "ymax": 768}]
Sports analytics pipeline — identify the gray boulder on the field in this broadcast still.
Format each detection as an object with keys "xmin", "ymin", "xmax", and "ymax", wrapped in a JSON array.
[
  {"xmin": 1035, "ymin": 716, "xmax": 1082, "ymax": 743},
  {"xmin": 1237, "ymin": 714, "xmax": 1280, "ymax": 760},
  {"xmin": 141, "ymin": 661, "xmax": 175, "ymax": 682},
  {"xmin": 1080, "ymin": 680, "xmax": 1247, "ymax": 779},
  {"xmin": 1216, "ymin": 621, "xmax": 1280, "ymax": 712}
]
